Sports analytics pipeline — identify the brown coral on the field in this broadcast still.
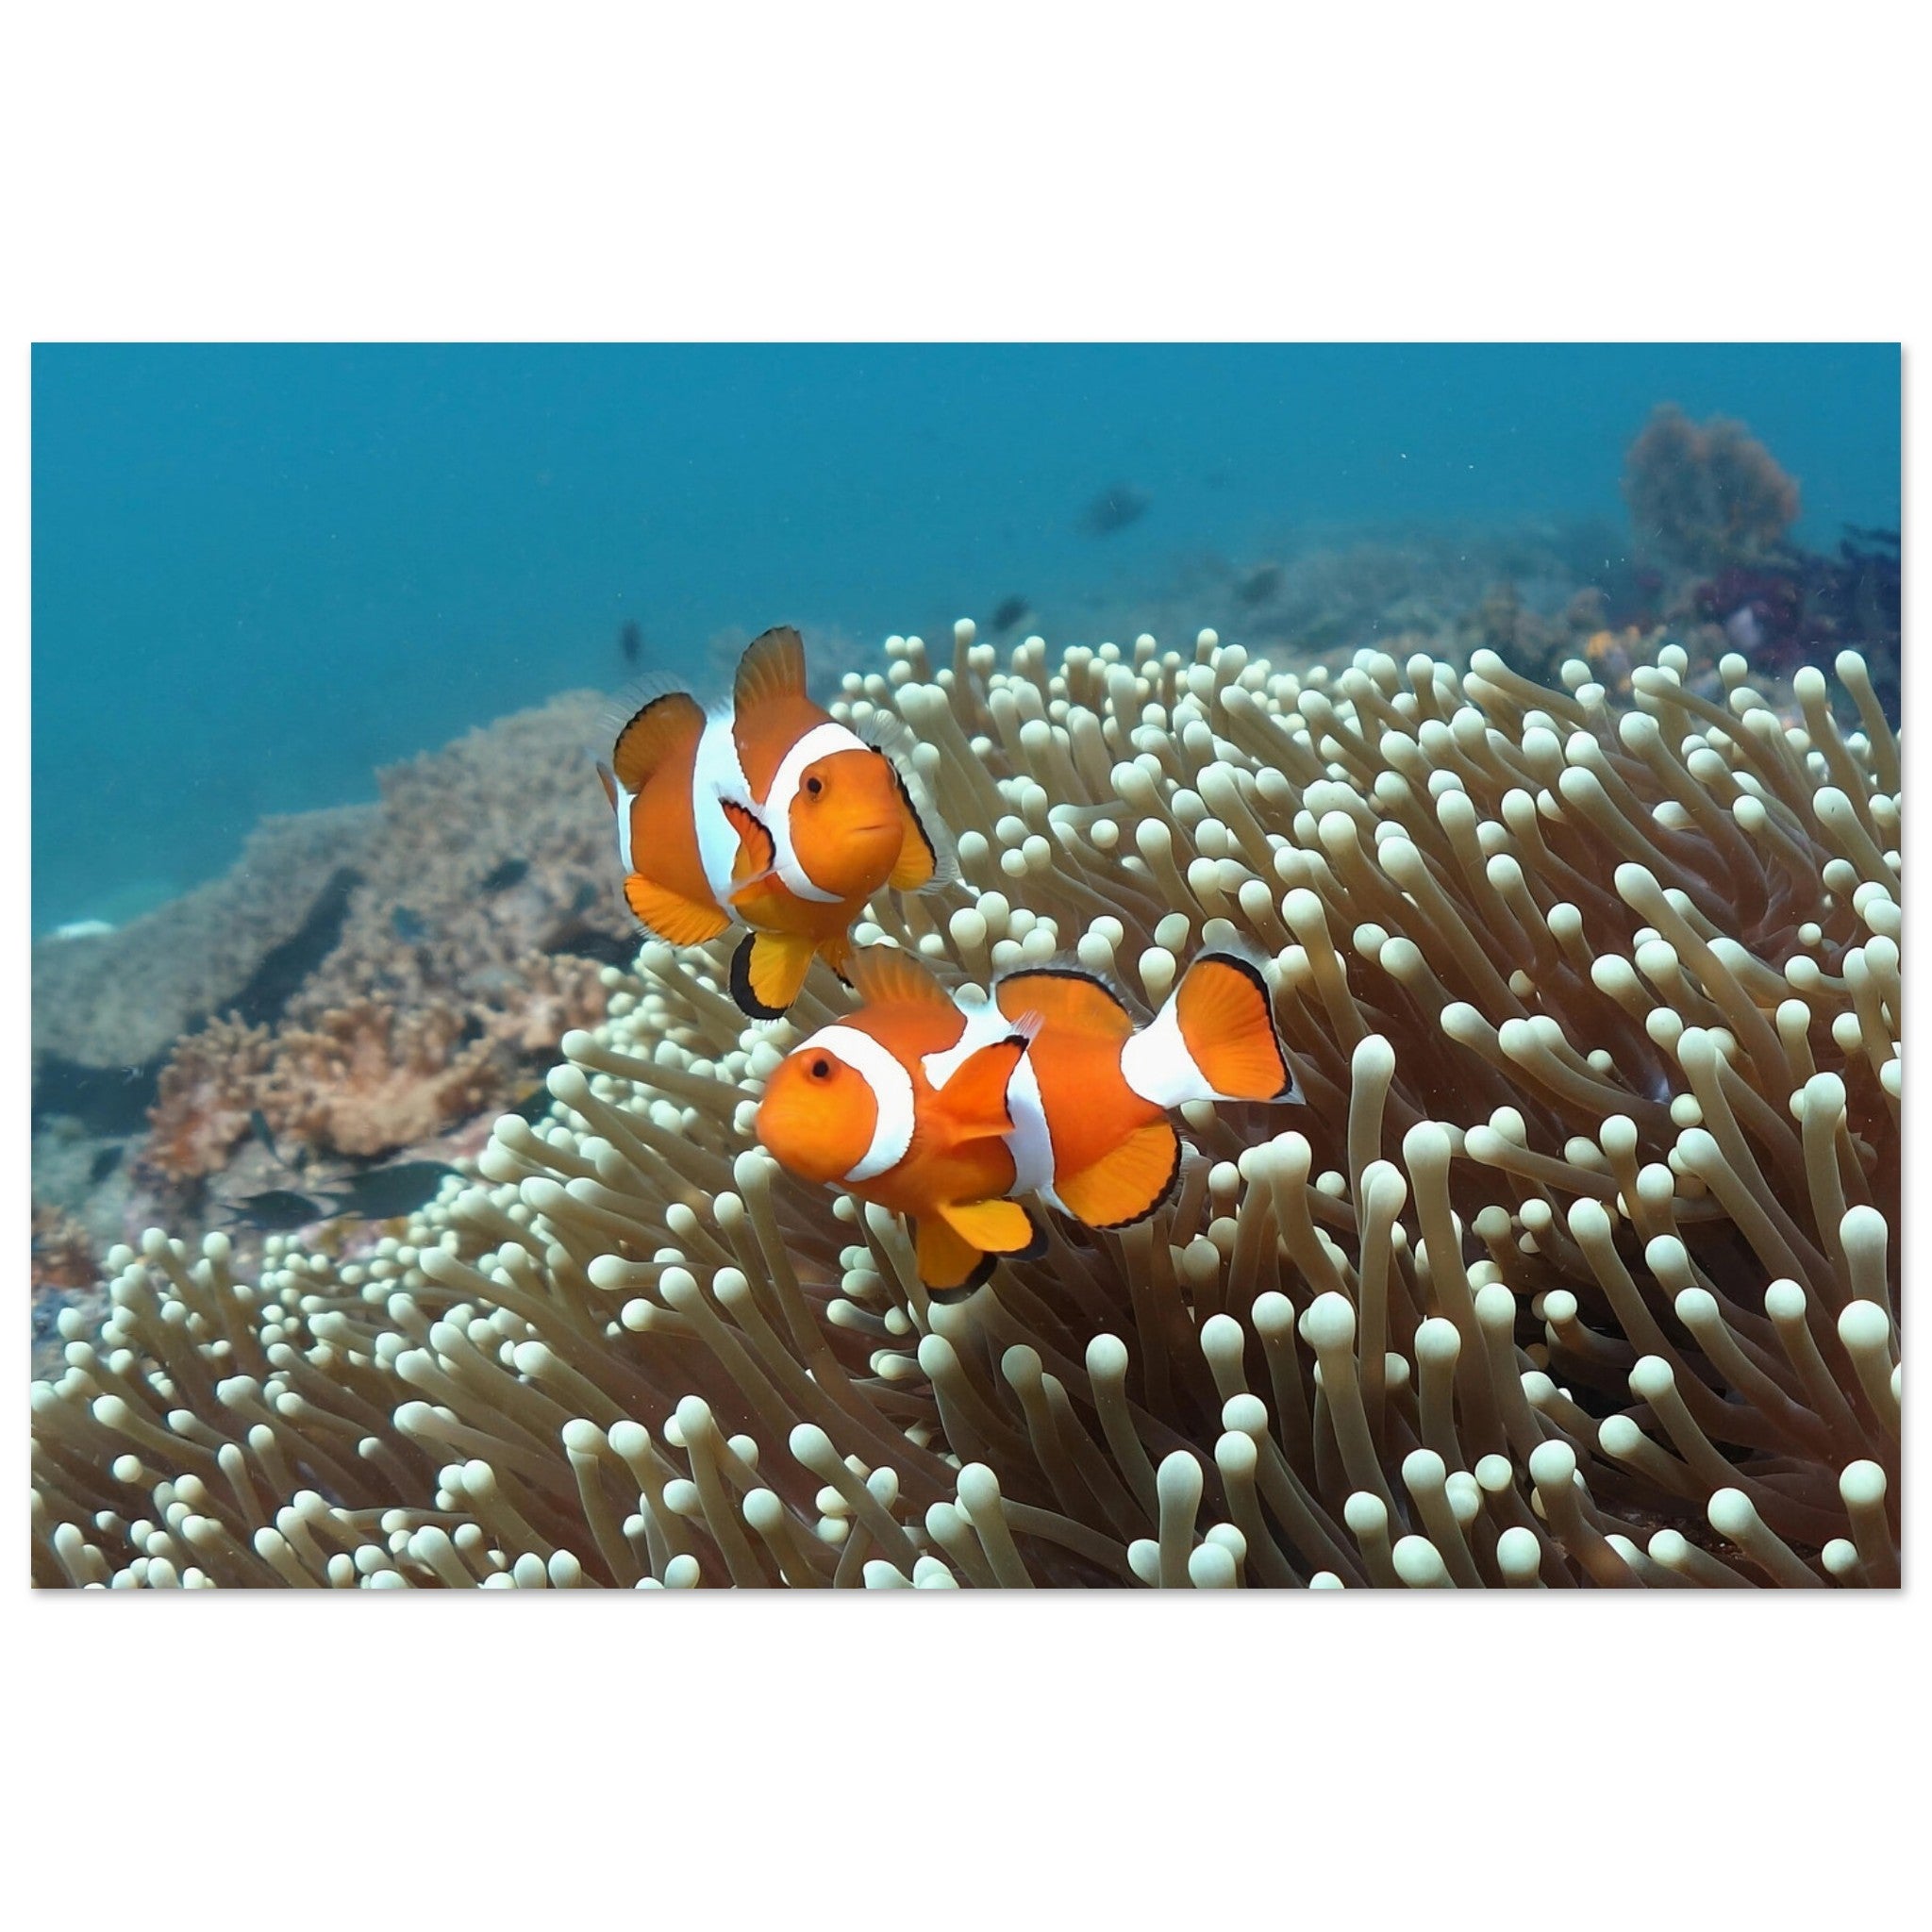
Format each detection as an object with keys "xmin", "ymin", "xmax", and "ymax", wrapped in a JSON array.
[
  {"xmin": 142, "ymin": 1016, "xmax": 275, "ymax": 1181},
  {"xmin": 1624, "ymin": 402, "xmax": 1801, "ymax": 574},
  {"xmin": 30, "ymin": 1200, "xmax": 97, "ymax": 1296},
  {"xmin": 259, "ymin": 998, "xmax": 505, "ymax": 1159}
]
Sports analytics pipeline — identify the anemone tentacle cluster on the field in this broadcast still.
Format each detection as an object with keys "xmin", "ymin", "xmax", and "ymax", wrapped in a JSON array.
[{"xmin": 30, "ymin": 624, "xmax": 1902, "ymax": 1588}]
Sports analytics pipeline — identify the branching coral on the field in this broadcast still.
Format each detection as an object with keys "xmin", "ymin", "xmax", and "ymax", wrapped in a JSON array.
[
  {"xmin": 1624, "ymin": 403, "xmax": 1801, "ymax": 574},
  {"xmin": 142, "ymin": 1017, "xmax": 275, "ymax": 1181},
  {"xmin": 258, "ymin": 999, "xmax": 506, "ymax": 1160},
  {"xmin": 30, "ymin": 623, "xmax": 1901, "ymax": 1588}
]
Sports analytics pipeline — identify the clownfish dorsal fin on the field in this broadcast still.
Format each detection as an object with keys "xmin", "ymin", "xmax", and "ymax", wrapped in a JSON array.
[
  {"xmin": 994, "ymin": 964, "xmax": 1137, "ymax": 1041},
  {"xmin": 846, "ymin": 942, "xmax": 952, "ymax": 1011},
  {"xmin": 609, "ymin": 690, "xmax": 705, "ymax": 795},
  {"xmin": 719, "ymin": 797, "xmax": 775, "ymax": 887},
  {"xmin": 1054, "ymin": 1119, "xmax": 1183, "ymax": 1231},
  {"xmin": 938, "ymin": 1195, "xmax": 1041, "ymax": 1260},
  {"xmin": 734, "ymin": 625, "xmax": 809, "ymax": 712},
  {"xmin": 933, "ymin": 1024, "xmax": 1037, "ymax": 1143}
]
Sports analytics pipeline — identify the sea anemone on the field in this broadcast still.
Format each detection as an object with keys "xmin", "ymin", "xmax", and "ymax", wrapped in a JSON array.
[{"xmin": 30, "ymin": 624, "xmax": 1901, "ymax": 1588}]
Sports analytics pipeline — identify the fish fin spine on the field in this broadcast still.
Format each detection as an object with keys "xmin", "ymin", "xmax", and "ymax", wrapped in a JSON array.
[
  {"xmin": 733, "ymin": 625, "xmax": 809, "ymax": 713},
  {"xmin": 845, "ymin": 941, "xmax": 954, "ymax": 1008},
  {"xmin": 624, "ymin": 874, "xmax": 731, "ymax": 946},
  {"xmin": 609, "ymin": 690, "xmax": 705, "ymax": 794}
]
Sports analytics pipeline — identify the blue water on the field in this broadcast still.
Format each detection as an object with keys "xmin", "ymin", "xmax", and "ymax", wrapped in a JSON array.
[{"xmin": 31, "ymin": 343, "xmax": 1900, "ymax": 935}]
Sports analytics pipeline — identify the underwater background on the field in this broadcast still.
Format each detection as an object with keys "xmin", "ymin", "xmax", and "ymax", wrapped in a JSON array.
[
  {"xmin": 31, "ymin": 343, "xmax": 1899, "ymax": 935},
  {"xmin": 29, "ymin": 342, "xmax": 1901, "ymax": 1372}
]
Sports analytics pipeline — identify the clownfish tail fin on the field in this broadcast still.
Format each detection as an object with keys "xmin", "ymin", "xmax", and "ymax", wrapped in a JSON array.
[
  {"xmin": 1173, "ymin": 949, "xmax": 1299, "ymax": 1102},
  {"xmin": 1121, "ymin": 947, "xmax": 1299, "ymax": 1108}
]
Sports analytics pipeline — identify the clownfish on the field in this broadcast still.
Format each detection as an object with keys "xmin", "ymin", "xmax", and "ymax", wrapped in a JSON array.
[
  {"xmin": 755, "ymin": 941, "xmax": 1301, "ymax": 1292},
  {"xmin": 596, "ymin": 625, "xmax": 956, "ymax": 1018}
]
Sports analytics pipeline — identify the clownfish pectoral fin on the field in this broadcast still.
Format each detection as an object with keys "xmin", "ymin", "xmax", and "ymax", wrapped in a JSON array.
[
  {"xmin": 914, "ymin": 1216, "xmax": 997, "ymax": 1293},
  {"xmin": 1055, "ymin": 1119, "xmax": 1183, "ymax": 1231},
  {"xmin": 845, "ymin": 941, "xmax": 953, "ymax": 1009},
  {"xmin": 729, "ymin": 928, "xmax": 819, "ymax": 1020},
  {"xmin": 733, "ymin": 625, "xmax": 809, "ymax": 711},
  {"xmin": 624, "ymin": 874, "xmax": 732, "ymax": 947},
  {"xmin": 719, "ymin": 797, "xmax": 776, "ymax": 888},
  {"xmin": 933, "ymin": 1027, "xmax": 1037, "ymax": 1144},
  {"xmin": 609, "ymin": 690, "xmax": 705, "ymax": 794},
  {"xmin": 938, "ymin": 1195, "xmax": 1043, "ymax": 1261},
  {"xmin": 1175, "ymin": 951, "xmax": 1298, "ymax": 1101}
]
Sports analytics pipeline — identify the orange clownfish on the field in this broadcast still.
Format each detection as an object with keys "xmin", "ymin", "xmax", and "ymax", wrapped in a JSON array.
[
  {"xmin": 755, "ymin": 942, "xmax": 1302, "ymax": 1292},
  {"xmin": 596, "ymin": 625, "xmax": 957, "ymax": 1018}
]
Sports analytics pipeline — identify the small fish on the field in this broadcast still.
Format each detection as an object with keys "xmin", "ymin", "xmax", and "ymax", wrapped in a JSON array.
[
  {"xmin": 480, "ymin": 858, "xmax": 529, "ymax": 893},
  {"xmin": 329, "ymin": 1160, "xmax": 462, "ymax": 1220},
  {"xmin": 89, "ymin": 1144, "xmax": 124, "ymax": 1185},
  {"xmin": 1079, "ymin": 483, "xmax": 1150, "ymax": 537},
  {"xmin": 224, "ymin": 1188, "xmax": 341, "ymax": 1233},
  {"xmin": 988, "ymin": 595, "xmax": 1030, "ymax": 637},
  {"xmin": 249, "ymin": 1108, "xmax": 285, "ymax": 1167},
  {"xmin": 597, "ymin": 625, "xmax": 958, "ymax": 1019},
  {"xmin": 756, "ymin": 943, "xmax": 1299, "ymax": 1291},
  {"xmin": 620, "ymin": 619, "xmax": 644, "ymax": 666},
  {"xmin": 391, "ymin": 904, "xmax": 427, "ymax": 942}
]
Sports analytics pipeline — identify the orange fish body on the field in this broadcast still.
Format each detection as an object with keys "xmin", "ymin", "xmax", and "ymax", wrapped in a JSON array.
[
  {"xmin": 756, "ymin": 943, "xmax": 1301, "ymax": 1291},
  {"xmin": 598, "ymin": 626, "xmax": 954, "ymax": 1017}
]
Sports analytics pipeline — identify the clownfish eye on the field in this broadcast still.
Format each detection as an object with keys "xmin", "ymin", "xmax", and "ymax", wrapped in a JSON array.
[
  {"xmin": 805, "ymin": 774, "xmax": 824, "ymax": 796},
  {"xmin": 809, "ymin": 1057, "xmax": 832, "ymax": 1079}
]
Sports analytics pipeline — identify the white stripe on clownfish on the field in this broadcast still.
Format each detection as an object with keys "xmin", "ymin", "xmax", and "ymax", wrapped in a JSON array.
[
  {"xmin": 760, "ymin": 720, "xmax": 871, "ymax": 904},
  {"xmin": 691, "ymin": 708, "xmax": 754, "ymax": 908},
  {"xmin": 610, "ymin": 775, "xmax": 638, "ymax": 877},
  {"xmin": 810, "ymin": 1024, "xmax": 918, "ymax": 1183},
  {"xmin": 1118, "ymin": 992, "xmax": 1215, "ymax": 1109},
  {"xmin": 920, "ymin": 991, "xmax": 1056, "ymax": 1201}
]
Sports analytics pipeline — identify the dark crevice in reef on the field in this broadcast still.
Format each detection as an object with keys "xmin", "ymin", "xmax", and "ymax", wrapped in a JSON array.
[
  {"xmin": 224, "ymin": 865, "xmax": 363, "ymax": 1027},
  {"xmin": 31, "ymin": 1052, "xmax": 172, "ymax": 1135}
]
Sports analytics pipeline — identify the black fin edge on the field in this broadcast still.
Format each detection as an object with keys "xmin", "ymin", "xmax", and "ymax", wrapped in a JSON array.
[
  {"xmin": 1191, "ymin": 948, "xmax": 1296, "ymax": 1099},
  {"xmin": 1086, "ymin": 1128, "xmax": 1187, "ymax": 1233},
  {"xmin": 992, "ymin": 958, "xmax": 1141, "ymax": 1021},
  {"xmin": 728, "ymin": 932, "xmax": 791, "ymax": 1021}
]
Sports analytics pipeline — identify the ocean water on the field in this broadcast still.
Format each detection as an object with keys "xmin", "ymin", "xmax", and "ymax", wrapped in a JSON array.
[{"xmin": 31, "ymin": 342, "xmax": 1899, "ymax": 935}]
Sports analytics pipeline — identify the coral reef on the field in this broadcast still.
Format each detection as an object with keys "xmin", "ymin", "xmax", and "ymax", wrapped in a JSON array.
[
  {"xmin": 257, "ymin": 999, "xmax": 504, "ymax": 1159},
  {"xmin": 33, "ymin": 693, "xmax": 636, "ymax": 1271},
  {"xmin": 30, "ymin": 805, "xmax": 375, "ymax": 1074},
  {"xmin": 142, "ymin": 1017, "xmax": 275, "ymax": 1181},
  {"xmin": 1624, "ymin": 403, "xmax": 1801, "ymax": 574},
  {"xmin": 30, "ymin": 621, "xmax": 1901, "ymax": 1589}
]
